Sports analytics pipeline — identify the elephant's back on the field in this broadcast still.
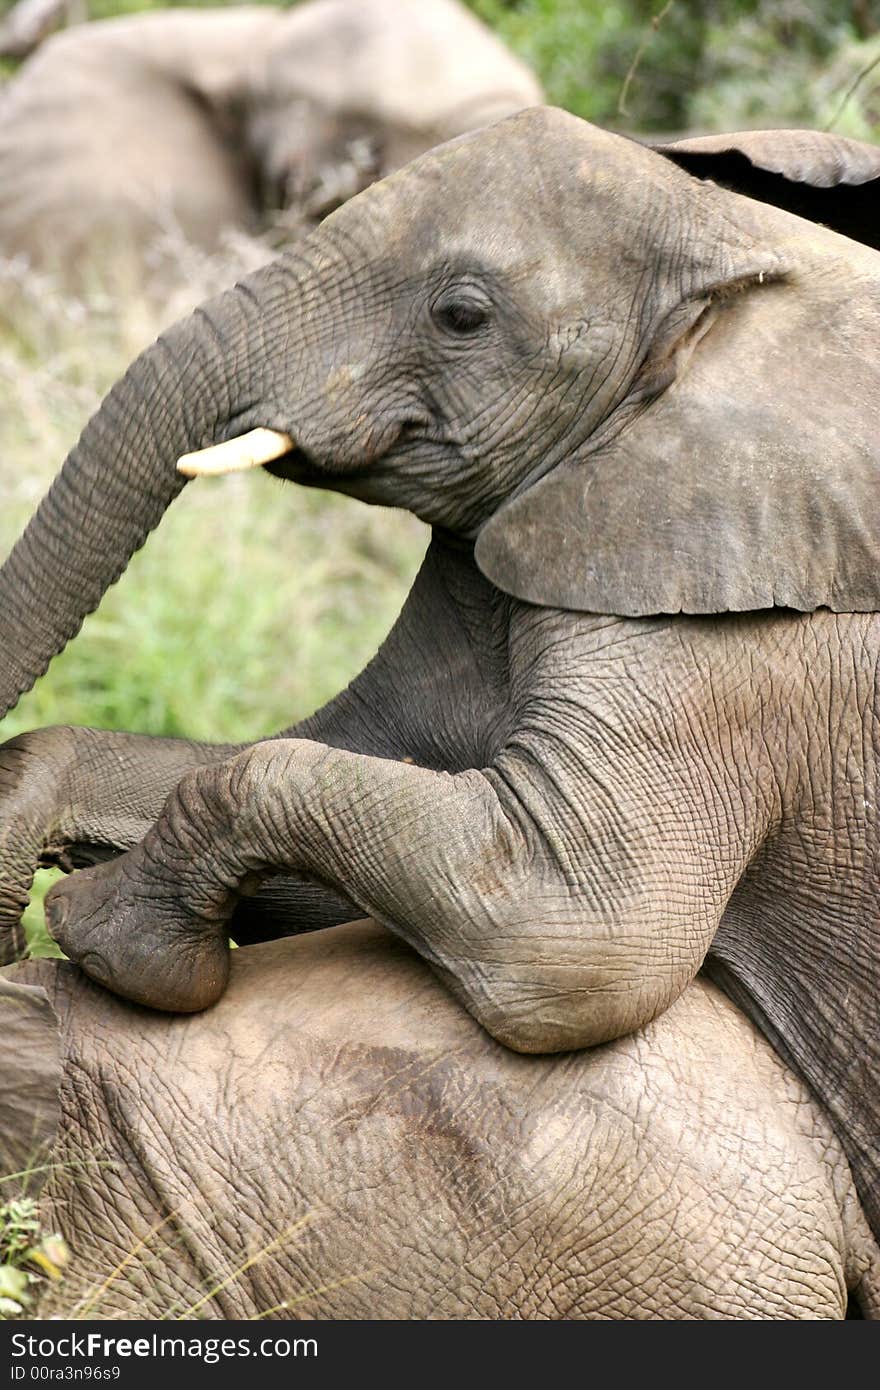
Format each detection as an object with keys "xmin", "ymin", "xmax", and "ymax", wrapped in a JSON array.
[{"xmin": 19, "ymin": 921, "xmax": 874, "ymax": 1318}]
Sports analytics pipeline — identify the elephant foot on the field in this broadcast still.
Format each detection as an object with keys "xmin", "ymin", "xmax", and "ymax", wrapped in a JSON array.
[{"xmin": 44, "ymin": 857, "xmax": 230, "ymax": 1013}]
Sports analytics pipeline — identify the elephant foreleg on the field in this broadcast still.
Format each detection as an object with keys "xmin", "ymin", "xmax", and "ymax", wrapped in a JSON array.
[
  {"xmin": 43, "ymin": 729, "xmax": 727, "ymax": 1056},
  {"xmin": 0, "ymin": 721, "xmax": 372, "ymax": 956},
  {"xmin": 43, "ymin": 739, "xmax": 532, "ymax": 1026}
]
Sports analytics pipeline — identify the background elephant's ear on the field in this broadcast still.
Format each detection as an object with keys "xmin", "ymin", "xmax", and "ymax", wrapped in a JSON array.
[
  {"xmin": 476, "ymin": 259, "xmax": 880, "ymax": 617},
  {"xmin": 653, "ymin": 129, "xmax": 880, "ymax": 251},
  {"xmin": 0, "ymin": 973, "xmax": 61, "ymax": 1196}
]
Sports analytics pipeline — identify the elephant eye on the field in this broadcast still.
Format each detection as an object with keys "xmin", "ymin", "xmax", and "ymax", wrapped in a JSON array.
[{"xmin": 432, "ymin": 290, "xmax": 491, "ymax": 337}]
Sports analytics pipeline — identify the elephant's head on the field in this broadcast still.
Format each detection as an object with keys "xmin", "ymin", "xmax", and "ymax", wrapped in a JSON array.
[{"xmin": 1, "ymin": 107, "xmax": 880, "ymax": 717}]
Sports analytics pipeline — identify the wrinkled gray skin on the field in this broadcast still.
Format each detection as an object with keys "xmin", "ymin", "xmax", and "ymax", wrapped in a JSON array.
[
  {"xmin": 0, "ymin": 112, "xmax": 878, "ymax": 1242},
  {"xmin": 0, "ymin": 0, "xmax": 540, "ymax": 286},
  {"xmin": 3, "ymin": 921, "xmax": 879, "ymax": 1319}
]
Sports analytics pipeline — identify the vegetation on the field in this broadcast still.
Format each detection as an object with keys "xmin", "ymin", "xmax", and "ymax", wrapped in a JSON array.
[
  {"xmin": 471, "ymin": 0, "xmax": 880, "ymax": 136},
  {"xmin": 0, "ymin": 1197, "xmax": 69, "ymax": 1316}
]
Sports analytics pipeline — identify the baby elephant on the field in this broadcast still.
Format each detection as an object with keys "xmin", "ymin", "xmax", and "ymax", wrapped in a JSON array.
[{"xmin": 3, "ymin": 921, "xmax": 878, "ymax": 1320}]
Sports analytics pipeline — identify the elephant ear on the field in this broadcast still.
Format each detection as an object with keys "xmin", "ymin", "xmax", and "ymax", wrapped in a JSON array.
[
  {"xmin": 654, "ymin": 129, "xmax": 880, "ymax": 251},
  {"xmin": 0, "ymin": 973, "xmax": 61, "ymax": 1195},
  {"xmin": 476, "ymin": 236, "xmax": 880, "ymax": 616}
]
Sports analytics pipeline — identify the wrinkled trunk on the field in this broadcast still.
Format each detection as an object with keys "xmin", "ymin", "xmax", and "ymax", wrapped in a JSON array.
[{"xmin": 0, "ymin": 265, "xmax": 296, "ymax": 719}]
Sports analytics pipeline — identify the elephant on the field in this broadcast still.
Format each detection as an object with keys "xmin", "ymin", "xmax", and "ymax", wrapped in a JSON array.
[
  {"xmin": 3, "ymin": 920, "xmax": 879, "ymax": 1319},
  {"xmin": 0, "ymin": 110, "xmax": 879, "ymax": 1253},
  {"xmin": 0, "ymin": 0, "xmax": 541, "ymax": 287}
]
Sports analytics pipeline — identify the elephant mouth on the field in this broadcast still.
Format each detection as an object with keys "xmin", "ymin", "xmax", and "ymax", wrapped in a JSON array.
[
  {"xmin": 178, "ymin": 418, "xmax": 435, "ymax": 486},
  {"xmin": 265, "ymin": 448, "xmax": 332, "ymax": 486},
  {"xmin": 177, "ymin": 429, "xmax": 339, "ymax": 486}
]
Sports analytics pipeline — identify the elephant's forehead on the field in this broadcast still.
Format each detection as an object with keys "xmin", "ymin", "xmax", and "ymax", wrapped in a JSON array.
[{"xmin": 336, "ymin": 107, "xmax": 682, "ymax": 270}]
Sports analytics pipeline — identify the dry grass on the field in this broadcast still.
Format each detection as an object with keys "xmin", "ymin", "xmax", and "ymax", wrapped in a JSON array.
[{"xmin": 1, "ymin": 1153, "xmax": 339, "ymax": 1319}]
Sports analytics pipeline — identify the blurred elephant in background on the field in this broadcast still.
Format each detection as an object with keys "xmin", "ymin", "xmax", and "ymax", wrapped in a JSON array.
[
  {"xmin": 0, "ymin": 0, "xmax": 541, "ymax": 286},
  {"xmin": 3, "ymin": 920, "xmax": 879, "ymax": 1319}
]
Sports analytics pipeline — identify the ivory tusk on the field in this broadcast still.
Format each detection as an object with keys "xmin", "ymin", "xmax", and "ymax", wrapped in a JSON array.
[{"xmin": 177, "ymin": 428, "xmax": 295, "ymax": 478}]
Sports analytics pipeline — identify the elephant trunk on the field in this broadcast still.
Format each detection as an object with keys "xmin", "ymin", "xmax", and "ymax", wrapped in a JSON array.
[{"xmin": 0, "ymin": 269, "xmax": 295, "ymax": 720}]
